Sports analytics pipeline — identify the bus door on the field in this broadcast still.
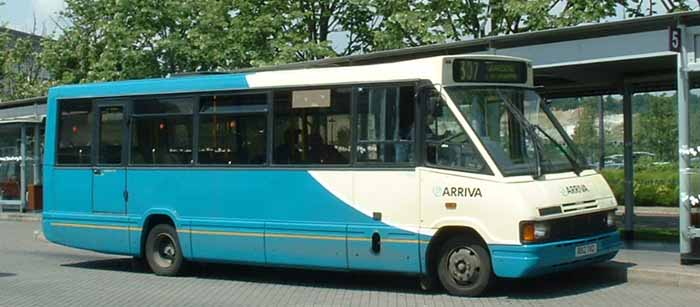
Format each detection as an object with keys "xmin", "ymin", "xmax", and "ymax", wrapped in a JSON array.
[{"xmin": 92, "ymin": 102, "xmax": 128, "ymax": 214}]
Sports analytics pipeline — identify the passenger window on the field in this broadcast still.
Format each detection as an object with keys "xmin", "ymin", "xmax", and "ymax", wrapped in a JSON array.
[
  {"xmin": 273, "ymin": 88, "xmax": 351, "ymax": 164},
  {"xmin": 98, "ymin": 106, "xmax": 124, "ymax": 164},
  {"xmin": 57, "ymin": 100, "xmax": 93, "ymax": 164},
  {"xmin": 356, "ymin": 86, "xmax": 415, "ymax": 163},
  {"xmin": 133, "ymin": 97, "xmax": 193, "ymax": 114},
  {"xmin": 198, "ymin": 93, "xmax": 268, "ymax": 165},
  {"xmin": 200, "ymin": 93, "xmax": 267, "ymax": 113},
  {"xmin": 424, "ymin": 90, "xmax": 489, "ymax": 173},
  {"xmin": 130, "ymin": 97, "xmax": 194, "ymax": 165}
]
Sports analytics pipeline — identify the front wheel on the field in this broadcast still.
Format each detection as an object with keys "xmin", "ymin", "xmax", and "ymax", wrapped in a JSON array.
[
  {"xmin": 145, "ymin": 224, "xmax": 184, "ymax": 276},
  {"xmin": 437, "ymin": 237, "xmax": 493, "ymax": 297}
]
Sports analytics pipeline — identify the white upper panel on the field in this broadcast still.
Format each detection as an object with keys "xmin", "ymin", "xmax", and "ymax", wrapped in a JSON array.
[{"xmin": 245, "ymin": 55, "xmax": 533, "ymax": 89}]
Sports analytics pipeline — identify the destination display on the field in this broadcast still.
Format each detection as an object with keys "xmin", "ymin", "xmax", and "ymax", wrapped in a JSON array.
[{"xmin": 452, "ymin": 59, "xmax": 526, "ymax": 83}]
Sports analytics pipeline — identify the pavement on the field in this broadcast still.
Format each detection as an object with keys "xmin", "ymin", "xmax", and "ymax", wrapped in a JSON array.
[
  {"xmin": 0, "ymin": 211, "xmax": 41, "ymax": 222},
  {"xmin": 1, "ymin": 220, "xmax": 699, "ymax": 306},
  {"xmin": 616, "ymin": 206, "xmax": 679, "ymax": 217},
  {"xmin": 2, "ymin": 212, "xmax": 700, "ymax": 293}
]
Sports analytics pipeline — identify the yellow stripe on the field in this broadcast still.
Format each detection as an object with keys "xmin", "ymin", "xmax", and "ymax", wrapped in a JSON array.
[
  {"xmin": 181, "ymin": 229, "xmax": 263, "ymax": 238},
  {"xmin": 52, "ymin": 222, "xmax": 420, "ymax": 244},
  {"xmin": 52, "ymin": 222, "xmax": 141, "ymax": 232},
  {"xmin": 347, "ymin": 237, "xmax": 420, "ymax": 244},
  {"xmin": 185, "ymin": 228, "xmax": 418, "ymax": 244},
  {"xmin": 266, "ymin": 233, "xmax": 345, "ymax": 241}
]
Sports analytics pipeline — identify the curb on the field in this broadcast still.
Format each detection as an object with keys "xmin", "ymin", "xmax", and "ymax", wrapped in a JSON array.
[
  {"xmin": 0, "ymin": 213, "xmax": 41, "ymax": 222},
  {"xmin": 595, "ymin": 261, "xmax": 700, "ymax": 288},
  {"xmin": 625, "ymin": 267, "xmax": 700, "ymax": 288}
]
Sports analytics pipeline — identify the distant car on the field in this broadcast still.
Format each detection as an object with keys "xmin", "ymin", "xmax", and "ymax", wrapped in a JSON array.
[{"xmin": 601, "ymin": 152, "xmax": 662, "ymax": 169}]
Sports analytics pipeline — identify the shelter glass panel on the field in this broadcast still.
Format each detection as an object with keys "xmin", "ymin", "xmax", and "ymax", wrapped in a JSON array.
[
  {"xmin": 632, "ymin": 91, "xmax": 678, "ymax": 208},
  {"xmin": 0, "ymin": 125, "xmax": 21, "ymax": 201}
]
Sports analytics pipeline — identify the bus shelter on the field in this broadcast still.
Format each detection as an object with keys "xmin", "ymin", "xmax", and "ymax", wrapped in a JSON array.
[{"xmin": 0, "ymin": 97, "xmax": 45, "ymax": 213}]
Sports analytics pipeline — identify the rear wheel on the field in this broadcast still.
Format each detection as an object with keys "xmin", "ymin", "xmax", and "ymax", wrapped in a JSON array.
[
  {"xmin": 145, "ymin": 224, "xmax": 184, "ymax": 276},
  {"xmin": 437, "ymin": 237, "xmax": 493, "ymax": 297}
]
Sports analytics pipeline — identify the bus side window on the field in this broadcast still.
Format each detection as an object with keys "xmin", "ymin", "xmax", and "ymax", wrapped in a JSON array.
[
  {"xmin": 130, "ymin": 97, "xmax": 195, "ymax": 165},
  {"xmin": 424, "ymin": 90, "xmax": 490, "ymax": 174},
  {"xmin": 272, "ymin": 88, "xmax": 351, "ymax": 165},
  {"xmin": 198, "ymin": 93, "xmax": 268, "ymax": 165},
  {"xmin": 355, "ymin": 86, "xmax": 415, "ymax": 164},
  {"xmin": 57, "ymin": 99, "xmax": 93, "ymax": 165}
]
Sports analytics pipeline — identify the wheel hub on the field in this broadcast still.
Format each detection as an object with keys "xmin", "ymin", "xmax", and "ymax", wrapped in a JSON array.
[
  {"xmin": 447, "ymin": 247, "xmax": 481, "ymax": 285},
  {"xmin": 152, "ymin": 233, "xmax": 176, "ymax": 268}
]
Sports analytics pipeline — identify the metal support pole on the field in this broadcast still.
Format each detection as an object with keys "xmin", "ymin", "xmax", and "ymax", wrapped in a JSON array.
[
  {"xmin": 598, "ymin": 96, "xmax": 606, "ymax": 170},
  {"xmin": 19, "ymin": 125, "xmax": 26, "ymax": 213},
  {"xmin": 33, "ymin": 124, "xmax": 39, "ymax": 185},
  {"xmin": 677, "ymin": 24, "xmax": 694, "ymax": 263},
  {"xmin": 623, "ymin": 87, "xmax": 634, "ymax": 240}
]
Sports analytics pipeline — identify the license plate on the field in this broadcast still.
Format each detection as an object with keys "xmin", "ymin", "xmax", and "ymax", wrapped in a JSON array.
[{"xmin": 575, "ymin": 243, "xmax": 597, "ymax": 257}]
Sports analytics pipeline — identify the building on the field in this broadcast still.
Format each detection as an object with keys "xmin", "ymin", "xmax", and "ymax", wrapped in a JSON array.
[{"xmin": 0, "ymin": 27, "xmax": 49, "ymax": 102}]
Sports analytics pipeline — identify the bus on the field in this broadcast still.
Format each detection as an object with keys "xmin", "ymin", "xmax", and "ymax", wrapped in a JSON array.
[{"xmin": 42, "ymin": 55, "xmax": 622, "ymax": 297}]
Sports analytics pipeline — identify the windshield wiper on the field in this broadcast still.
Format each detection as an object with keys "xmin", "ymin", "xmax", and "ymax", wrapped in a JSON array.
[
  {"xmin": 495, "ymin": 90, "xmax": 545, "ymax": 178},
  {"xmin": 532, "ymin": 124, "xmax": 582, "ymax": 175}
]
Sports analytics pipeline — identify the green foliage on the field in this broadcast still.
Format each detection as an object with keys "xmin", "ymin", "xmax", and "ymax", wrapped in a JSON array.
[
  {"xmin": 36, "ymin": 0, "xmax": 700, "ymax": 84},
  {"xmin": 42, "ymin": 0, "xmax": 640, "ymax": 83},
  {"xmin": 601, "ymin": 163, "xmax": 679, "ymax": 207},
  {"xmin": 571, "ymin": 99, "xmax": 599, "ymax": 163},
  {"xmin": 633, "ymin": 93, "xmax": 678, "ymax": 162},
  {"xmin": 0, "ymin": 32, "xmax": 50, "ymax": 101}
]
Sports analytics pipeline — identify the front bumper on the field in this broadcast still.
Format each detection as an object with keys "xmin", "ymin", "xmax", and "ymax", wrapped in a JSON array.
[{"xmin": 489, "ymin": 231, "xmax": 622, "ymax": 278}]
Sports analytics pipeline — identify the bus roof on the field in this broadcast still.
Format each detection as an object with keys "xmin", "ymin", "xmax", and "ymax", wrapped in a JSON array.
[{"xmin": 48, "ymin": 54, "xmax": 530, "ymax": 100}]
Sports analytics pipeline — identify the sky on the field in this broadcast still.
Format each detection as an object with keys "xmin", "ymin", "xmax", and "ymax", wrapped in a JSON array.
[
  {"xmin": 0, "ymin": 0, "xmax": 66, "ymax": 35},
  {"xmin": 0, "ymin": 0, "xmax": 697, "ymax": 38}
]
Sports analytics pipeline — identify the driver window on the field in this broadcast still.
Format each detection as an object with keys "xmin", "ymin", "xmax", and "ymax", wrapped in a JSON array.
[{"xmin": 424, "ymin": 90, "xmax": 490, "ymax": 174}]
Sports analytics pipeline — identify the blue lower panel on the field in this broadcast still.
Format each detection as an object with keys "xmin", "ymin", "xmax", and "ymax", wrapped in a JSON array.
[
  {"xmin": 490, "ymin": 231, "xmax": 622, "ymax": 278},
  {"xmin": 266, "ymin": 222, "xmax": 346, "ymax": 269},
  {"xmin": 190, "ymin": 219, "xmax": 265, "ymax": 264},
  {"xmin": 347, "ymin": 226, "xmax": 420, "ymax": 273},
  {"xmin": 43, "ymin": 217, "xmax": 132, "ymax": 255}
]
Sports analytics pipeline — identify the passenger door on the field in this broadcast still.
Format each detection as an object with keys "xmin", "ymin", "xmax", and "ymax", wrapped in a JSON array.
[{"xmin": 92, "ymin": 103, "xmax": 128, "ymax": 214}]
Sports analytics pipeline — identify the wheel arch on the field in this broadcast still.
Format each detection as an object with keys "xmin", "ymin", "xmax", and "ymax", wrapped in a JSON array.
[
  {"xmin": 423, "ymin": 226, "xmax": 488, "ymax": 280},
  {"xmin": 139, "ymin": 212, "xmax": 178, "ymax": 258}
]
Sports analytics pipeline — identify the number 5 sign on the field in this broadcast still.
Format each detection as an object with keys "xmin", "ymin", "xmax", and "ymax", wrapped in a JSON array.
[{"xmin": 670, "ymin": 26, "xmax": 682, "ymax": 52}]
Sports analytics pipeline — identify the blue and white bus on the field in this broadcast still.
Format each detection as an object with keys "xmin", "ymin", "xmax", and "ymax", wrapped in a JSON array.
[{"xmin": 43, "ymin": 55, "xmax": 622, "ymax": 296}]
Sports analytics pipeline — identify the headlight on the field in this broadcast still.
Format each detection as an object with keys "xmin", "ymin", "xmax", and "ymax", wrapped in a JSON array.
[
  {"xmin": 606, "ymin": 211, "xmax": 615, "ymax": 227},
  {"xmin": 521, "ymin": 221, "xmax": 550, "ymax": 243}
]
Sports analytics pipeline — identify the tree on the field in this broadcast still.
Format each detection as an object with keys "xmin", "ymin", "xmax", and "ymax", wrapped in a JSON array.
[
  {"xmin": 572, "ymin": 98, "xmax": 599, "ymax": 164},
  {"xmin": 634, "ymin": 93, "xmax": 678, "ymax": 162},
  {"xmin": 43, "ymin": 0, "xmax": 698, "ymax": 84},
  {"xmin": 0, "ymin": 3, "xmax": 50, "ymax": 102},
  {"xmin": 627, "ymin": 0, "xmax": 693, "ymax": 16}
]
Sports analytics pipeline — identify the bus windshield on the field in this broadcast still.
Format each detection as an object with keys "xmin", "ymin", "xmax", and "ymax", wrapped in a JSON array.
[{"xmin": 445, "ymin": 87, "xmax": 588, "ymax": 177}]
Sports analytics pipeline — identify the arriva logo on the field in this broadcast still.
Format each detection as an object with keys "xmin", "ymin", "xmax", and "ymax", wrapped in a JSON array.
[
  {"xmin": 432, "ymin": 186, "xmax": 483, "ymax": 198},
  {"xmin": 560, "ymin": 184, "xmax": 590, "ymax": 196}
]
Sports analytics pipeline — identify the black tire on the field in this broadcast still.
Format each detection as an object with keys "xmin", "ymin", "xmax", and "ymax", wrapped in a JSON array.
[
  {"xmin": 437, "ymin": 237, "xmax": 493, "ymax": 297},
  {"xmin": 145, "ymin": 224, "xmax": 184, "ymax": 276},
  {"xmin": 419, "ymin": 274, "xmax": 438, "ymax": 292}
]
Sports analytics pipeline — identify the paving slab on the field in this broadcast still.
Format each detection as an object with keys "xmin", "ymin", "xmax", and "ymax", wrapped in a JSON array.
[
  {"xmin": 0, "ymin": 212, "xmax": 41, "ymax": 222},
  {"xmin": 594, "ymin": 241, "xmax": 700, "ymax": 288}
]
